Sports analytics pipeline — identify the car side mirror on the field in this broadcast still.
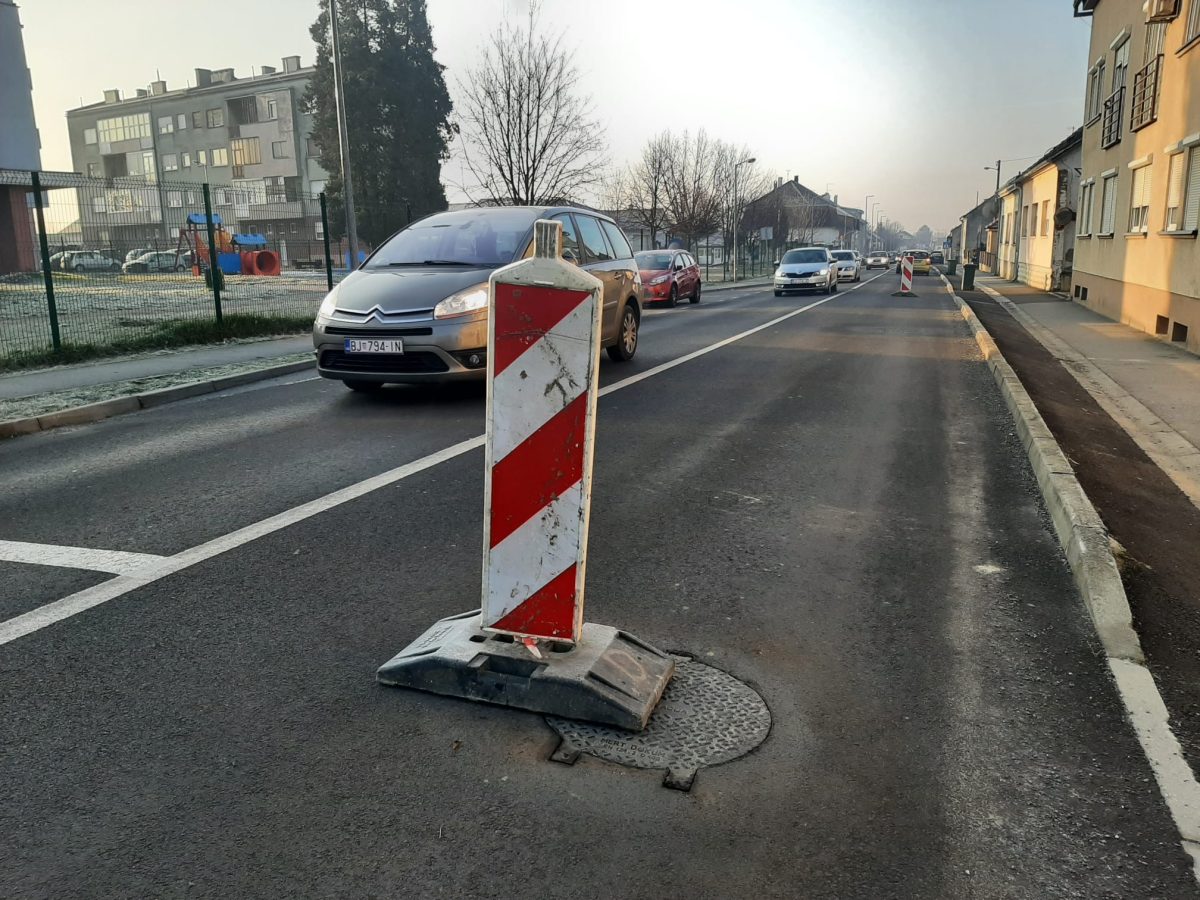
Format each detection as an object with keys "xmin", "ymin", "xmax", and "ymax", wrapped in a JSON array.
[{"xmin": 674, "ymin": 263, "xmax": 684, "ymax": 271}]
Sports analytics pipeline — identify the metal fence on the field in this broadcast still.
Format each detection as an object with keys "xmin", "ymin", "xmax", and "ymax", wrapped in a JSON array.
[{"xmin": 1, "ymin": 168, "xmax": 343, "ymax": 369}]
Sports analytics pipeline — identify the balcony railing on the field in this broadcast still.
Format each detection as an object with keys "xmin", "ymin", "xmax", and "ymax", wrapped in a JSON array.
[
  {"xmin": 1130, "ymin": 55, "xmax": 1162, "ymax": 132},
  {"xmin": 1101, "ymin": 85, "xmax": 1125, "ymax": 148}
]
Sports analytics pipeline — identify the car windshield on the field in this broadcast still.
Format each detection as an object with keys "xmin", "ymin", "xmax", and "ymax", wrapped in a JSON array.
[
  {"xmin": 367, "ymin": 208, "xmax": 541, "ymax": 268},
  {"xmin": 781, "ymin": 249, "xmax": 827, "ymax": 265},
  {"xmin": 636, "ymin": 252, "xmax": 674, "ymax": 270},
  {"xmin": 832, "ymin": 251, "xmax": 854, "ymax": 261},
  {"xmin": 911, "ymin": 251, "xmax": 930, "ymax": 259}
]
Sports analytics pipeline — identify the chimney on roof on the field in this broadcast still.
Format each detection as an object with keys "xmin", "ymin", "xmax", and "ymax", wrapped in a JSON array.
[
  {"xmin": 103, "ymin": 88, "xmax": 121, "ymax": 104},
  {"xmin": 150, "ymin": 80, "xmax": 167, "ymax": 95},
  {"xmin": 195, "ymin": 68, "xmax": 213, "ymax": 87},
  {"xmin": 212, "ymin": 68, "xmax": 236, "ymax": 83},
  {"xmin": 135, "ymin": 88, "xmax": 148, "ymax": 98},
  {"xmin": 260, "ymin": 65, "xmax": 276, "ymax": 75},
  {"xmin": 793, "ymin": 175, "xmax": 798, "ymax": 183},
  {"xmin": 282, "ymin": 55, "xmax": 301, "ymax": 73}
]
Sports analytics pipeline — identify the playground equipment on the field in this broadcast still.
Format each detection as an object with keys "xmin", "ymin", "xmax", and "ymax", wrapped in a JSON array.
[{"xmin": 178, "ymin": 213, "xmax": 281, "ymax": 278}]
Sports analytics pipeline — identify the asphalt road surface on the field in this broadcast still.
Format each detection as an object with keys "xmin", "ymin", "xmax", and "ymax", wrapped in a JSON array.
[{"xmin": 1, "ymin": 272, "xmax": 1195, "ymax": 899}]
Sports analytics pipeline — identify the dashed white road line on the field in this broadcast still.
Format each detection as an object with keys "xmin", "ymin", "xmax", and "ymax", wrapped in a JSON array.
[
  {"xmin": 0, "ymin": 272, "xmax": 884, "ymax": 648},
  {"xmin": 0, "ymin": 540, "xmax": 166, "ymax": 575}
]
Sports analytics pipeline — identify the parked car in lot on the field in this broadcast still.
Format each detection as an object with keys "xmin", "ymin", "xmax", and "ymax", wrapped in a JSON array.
[
  {"xmin": 312, "ymin": 206, "xmax": 643, "ymax": 390},
  {"xmin": 122, "ymin": 251, "xmax": 186, "ymax": 274},
  {"xmin": 61, "ymin": 250, "xmax": 121, "ymax": 273},
  {"xmin": 865, "ymin": 250, "xmax": 889, "ymax": 269},
  {"xmin": 773, "ymin": 247, "xmax": 837, "ymax": 296},
  {"xmin": 635, "ymin": 249, "xmax": 701, "ymax": 306},
  {"xmin": 124, "ymin": 248, "xmax": 153, "ymax": 263},
  {"xmin": 896, "ymin": 250, "xmax": 933, "ymax": 275},
  {"xmin": 831, "ymin": 250, "xmax": 861, "ymax": 282}
]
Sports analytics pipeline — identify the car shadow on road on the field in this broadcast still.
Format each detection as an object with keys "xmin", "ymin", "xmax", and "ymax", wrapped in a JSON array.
[{"xmin": 341, "ymin": 382, "xmax": 486, "ymax": 408}]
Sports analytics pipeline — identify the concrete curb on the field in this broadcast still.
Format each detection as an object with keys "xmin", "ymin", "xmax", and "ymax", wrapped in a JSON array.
[
  {"xmin": 0, "ymin": 359, "xmax": 313, "ymax": 440},
  {"xmin": 937, "ymin": 273, "xmax": 1144, "ymax": 663}
]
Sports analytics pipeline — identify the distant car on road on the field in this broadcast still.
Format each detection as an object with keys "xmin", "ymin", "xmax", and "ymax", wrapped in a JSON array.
[
  {"xmin": 312, "ymin": 205, "xmax": 644, "ymax": 390},
  {"xmin": 831, "ymin": 250, "xmax": 861, "ymax": 282},
  {"xmin": 865, "ymin": 250, "xmax": 889, "ymax": 270},
  {"xmin": 930, "ymin": 251, "xmax": 945, "ymax": 265},
  {"xmin": 122, "ymin": 251, "xmax": 186, "ymax": 274},
  {"xmin": 62, "ymin": 250, "xmax": 120, "ymax": 273},
  {"xmin": 896, "ymin": 250, "xmax": 932, "ymax": 275},
  {"xmin": 773, "ymin": 247, "xmax": 837, "ymax": 296},
  {"xmin": 635, "ymin": 249, "xmax": 701, "ymax": 306}
]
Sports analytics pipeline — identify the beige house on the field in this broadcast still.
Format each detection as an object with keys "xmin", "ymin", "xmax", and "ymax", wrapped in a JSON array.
[{"xmin": 1072, "ymin": 0, "xmax": 1200, "ymax": 353}]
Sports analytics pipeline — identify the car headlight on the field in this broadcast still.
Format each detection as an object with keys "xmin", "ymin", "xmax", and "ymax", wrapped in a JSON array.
[
  {"xmin": 434, "ymin": 284, "xmax": 488, "ymax": 320},
  {"xmin": 650, "ymin": 274, "xmax": 671, "ymax": 285},
  {"xmin": 317, "ymin": 288, "xmax": 339, "ymax": 319},
  {"xmin": 819, "ymin": 268, "xmax": 830, "ymax": 275}
]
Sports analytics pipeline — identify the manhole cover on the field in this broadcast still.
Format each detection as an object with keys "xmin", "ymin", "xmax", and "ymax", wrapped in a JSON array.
[{"xmin": 546, "ymin": 656, "xmax": 771, "ymax": 790}]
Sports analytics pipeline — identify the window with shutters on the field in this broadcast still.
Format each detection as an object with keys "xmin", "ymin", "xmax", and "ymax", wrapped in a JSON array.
[
  {"xmin": 1087, "ymin": 62, "xmax": 1106, "ymax": 122},
  {"xmin": 1128, "ymin": 164, "xmax": 1152, "ymax": 233},
  {"xmin": 1041, "ymin": 200, "xmax": 1051, "ymax": 237},
  {"xmin": 1165, "ymin": 153, "xmax": 1186, "ymax": 231},
  {"xmin": 1184, "ymin": 149, "xmax": 1200, "ymax": 232},
  {"xmin": 1113, "ymin": 39, "xmax": 1130, "ymax": 91},
  {"xmin": 1100, "ymin": 174, "xmax": 1118, "ymax": 235},
  {"xmin": 1187, "ymin": 0, "xmax": 1200, "ymax": 46},
  {"xmin": 1080, "ymin": 182, "xmax": 1095, "ymax": 235}
]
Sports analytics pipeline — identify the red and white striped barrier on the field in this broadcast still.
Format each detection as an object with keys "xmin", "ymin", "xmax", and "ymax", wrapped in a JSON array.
[
  {"xmin": 900, "ymin": 255, "xmax": 914, "ymax": 294},
  {"xmin": 481, "ymin": 220, "xmax": 603, "ymax": 644}
]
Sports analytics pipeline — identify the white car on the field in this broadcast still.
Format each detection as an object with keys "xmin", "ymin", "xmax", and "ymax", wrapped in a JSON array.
[
  {"xmin": 830, "ymin": 250, "xmax": 860, "ymax": 282},
  {"xmin": 865, "ymin": 251, "xmax": 889, "ymax": 269}
]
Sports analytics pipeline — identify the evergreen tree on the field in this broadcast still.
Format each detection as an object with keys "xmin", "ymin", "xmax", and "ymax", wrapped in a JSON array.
[{"xmin": 306, "ymin": 0, "xmax": 454, "ymax": 247}]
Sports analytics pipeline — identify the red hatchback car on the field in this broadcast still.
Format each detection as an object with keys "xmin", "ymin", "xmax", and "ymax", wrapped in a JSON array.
[{"xmin": 636, "ymin": 250, "xmax": 702, "ymax": 306}]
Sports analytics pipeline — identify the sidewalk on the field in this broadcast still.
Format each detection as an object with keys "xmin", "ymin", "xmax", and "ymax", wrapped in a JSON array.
[
  {"xmin": 975, "ymin": 274, "xmax": 1200, "ymax": 499},
  {"xmin": 0, "ymin": 335, "xmax": 312, "ymax": 402}
]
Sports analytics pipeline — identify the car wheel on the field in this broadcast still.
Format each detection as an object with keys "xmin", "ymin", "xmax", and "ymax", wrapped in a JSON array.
[
  {"xmin": 774, "ymin": 290, "xmax": 782, "ymax": 297},
  {"xmin": 111, "ymin": 264, "xmax": 120, "ymax": 272},
  {"xmin": 174, "ymin": 264, "xmax": 185, "ymax": 272},
  {"xmin": 669, "ymin": 284, "xmax": 678, "ymax": 307},
  {"xmin": 343, "ymin": 380, "xmax": 384, "ymax": 393},
  {"xmin": 690, "ymin": 282, "xmax": 701, "ymax": 304},
  {"xmin": 73, "ymin": 264, "xmax": 85, "ymax": 273},
  {"xmin": 832, "ymin": 278, "xmax": 838, "ymax": 293},
  {"xmin": 607, "ymin": 304, "xmax": 639, "ymax": 362}
]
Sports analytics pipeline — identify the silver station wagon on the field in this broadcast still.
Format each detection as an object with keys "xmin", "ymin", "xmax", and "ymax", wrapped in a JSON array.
[{"xmin": 313, "ymin": 206, "xmax": 644, "ymax": 391}]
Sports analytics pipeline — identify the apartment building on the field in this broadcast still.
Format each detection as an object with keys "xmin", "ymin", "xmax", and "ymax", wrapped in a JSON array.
[
  {"xmin": 65, "ymin": 57, "xmax": 329, "ymax": 250},
  {"xmin": 1072, "ymin": 0, "xmax": 1200, "ymax": 353}
]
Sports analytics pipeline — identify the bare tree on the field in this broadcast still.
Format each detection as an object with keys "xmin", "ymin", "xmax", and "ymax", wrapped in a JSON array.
[
  {"xmin": 661, "ymin": 130, "xmax": 724, "ymax": 249},
  {"xmin": 617, "ymin": 132, "xmax": 674, "ymax": 249},
  {"xmin": 713, "ymin": 144, "xmax": 771, "ymax": 264},
  {"xmin": 457, "ymin": 6, "xmax": 606, "ymax": 205}
]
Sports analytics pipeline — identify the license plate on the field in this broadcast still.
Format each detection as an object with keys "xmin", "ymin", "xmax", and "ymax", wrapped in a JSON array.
[{"xmin": 344, "ymin": 338, "xmax": 403, "ymax": 354}]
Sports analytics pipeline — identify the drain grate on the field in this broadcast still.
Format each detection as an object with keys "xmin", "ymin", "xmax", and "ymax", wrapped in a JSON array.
[{"xmin": 546, "ymin": 656, "xmax": 771, "ymax": 790}]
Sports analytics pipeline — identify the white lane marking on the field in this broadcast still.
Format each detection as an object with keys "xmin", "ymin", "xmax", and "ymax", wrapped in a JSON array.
[
  {"xmin": 1110, "ymin": 659, "xmax": 1200, "ymax": 882},
  {"xmin": 0, "ymin": 273, "xmax": 883, "ymax": 648},
  {"xmin": 0, "ymin": 540, "xmax": 166, "ymax": 575}
]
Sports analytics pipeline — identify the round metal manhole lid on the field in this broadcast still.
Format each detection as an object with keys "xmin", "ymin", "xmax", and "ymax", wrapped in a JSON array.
[{"xmin": 546, "ymin": 656, "xmax": 771, "ymax": 790}]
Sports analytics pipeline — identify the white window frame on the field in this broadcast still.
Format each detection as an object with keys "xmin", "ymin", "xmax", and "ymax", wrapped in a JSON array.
[
  {"xmin": 1100, "ymin": 172, "xmax": 1118, "ymax": 235},
  {"xmin": 177, "ymin": 113, "xmax": 187, "ymax": 131},
  {"xmin": 84, "ymin": 127, "xmax": 97, "ymax": 145},
  {"xmin": 1187, "ymin": 0, "xmax": 1200, "ymax": 46},
  {"xmin": 167, "ymin": 191, "xmax": 183, "ymax": 209},
  {"xmin": 162, "ymin": 153, "xmax": 178, "ymax": 172},
  {"xmin": 1079, "ymin": 180, "xmax": 1095, "ymax": 236},
  {"xmin": 1128, "ymin": 160, "xmax": 1152, "ymax": 233},
  {"xmin": 157, "ymin": 115, "xmax": 174, "ymax": 135}
]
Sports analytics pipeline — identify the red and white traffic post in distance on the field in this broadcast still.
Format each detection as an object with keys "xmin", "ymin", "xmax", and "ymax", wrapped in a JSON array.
[
  {"xmin": 481, "ymin": 219, "xmax": 601, "ymax": 651},
  {"xmin": 376, "ymin": 220, "xmax": 674, "ymax": 732},
  {"xmin": 894, "ymin": 254, "xmax": 916, "ymax": 297}
]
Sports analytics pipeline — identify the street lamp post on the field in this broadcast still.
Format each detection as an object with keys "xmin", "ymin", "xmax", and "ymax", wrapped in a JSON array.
[
  {"xmin": 731, "ymin": 156, "xmax": 756, "ymax": 282},
  {"xmin": 329, "ymin": 0, "xmax": 360, "ymax": 269},
  {"xmin": 863, "ymin": 194, "xmax": 874, "ymax": 253},
  {"xmin": 984, "ymin": 160, "xmax": 1002, "ymax": 196}
]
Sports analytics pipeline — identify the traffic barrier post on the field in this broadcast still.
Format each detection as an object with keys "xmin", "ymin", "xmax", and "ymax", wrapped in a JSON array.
[
  {"xmin": 377, "ymin": 220, "xmax": 675, "ymax": 732},
  {"xmin": 893, "ymin": 254, "xmax": 918, "ymax": 298}
]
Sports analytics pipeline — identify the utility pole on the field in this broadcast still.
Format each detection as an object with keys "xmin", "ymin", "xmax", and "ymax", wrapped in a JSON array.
[
  {"xmin": 329, "ymin": 0, "xmax": 360, "ymax": 269},
  {"xmin": 985, "ymin": 159, "xmax": 1002, "ymax": 196},
  {"xmin": 863, "ymin": 194, "xmax": 874, "ymax": 253},
  {"xmin": 731, "ymin": 156, "xmax": 755, "ymax": 282}
]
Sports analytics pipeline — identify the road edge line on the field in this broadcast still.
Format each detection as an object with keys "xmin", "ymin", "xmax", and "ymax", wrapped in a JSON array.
[
  {"xmin": 0, "ymin": 360, "xmax": 314, "ymax": 440},
  {"xmin": 974, "ymin": 280, "xmax": 1200, "ymax": 510},
  {"xmin": 939, "ymin": 272, "xmax": 1200, "ymax": 881}
]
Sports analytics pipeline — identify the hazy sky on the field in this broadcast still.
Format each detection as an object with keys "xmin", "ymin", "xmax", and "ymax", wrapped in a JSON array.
[{"xmin": 19, "ymin": 0, "xmax": 1090, "ymax": 232}]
